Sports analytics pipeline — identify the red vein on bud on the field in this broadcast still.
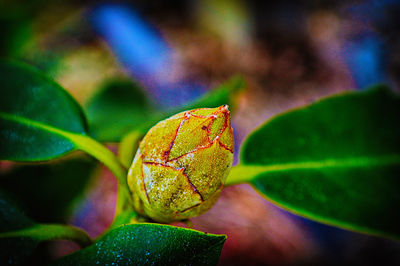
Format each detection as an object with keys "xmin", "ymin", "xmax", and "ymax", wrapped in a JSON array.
[
  {"xmin": 180, "ymin": 168, "xmax": 204, "ymax": 201},
  {"xmin": 181, "ymin": 183, "xmax": 224, "ymax": 213},
  {"xmin": 143, "ymin": 161, "xmax": 180, "ymax": 170},
  {"xmin": 189, "ymin": 113, "xmax": 209, "ymax": 118},
  {"xmin": 168, "ymin": 141, "xmax": 214, "ymax": 162},
  {"xmin": 218, "ymin": 140, "xmax": 234, "ymax": 153},
  {"xmin": 206, "ymin": 116, "xmax": 217, "ymax": 142},
  {"xmin": 165, "ymin": 116, "xmax": 186, "ymax": 162},
  {"xmin": 218, "ymin": 111, "xmax": 229, "ymax": 137},
  {"xmin": 168, "ymin": 109, "xmax": 232, "ymax": 161},
  {"xmin": 181, "ymin": 203, "xmax": 202, "ymax": 213},
  {"xmin": 142, "ymin": 161, "xmax": 205, "ymax": 201}
]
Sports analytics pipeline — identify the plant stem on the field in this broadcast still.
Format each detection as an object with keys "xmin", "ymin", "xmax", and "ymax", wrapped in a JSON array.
[
  {"xmin": 69, "ymin": 134, "xmax": 133, "ymax": 223},
  {"xmin": 0, "ymin": 224, "xmax": 92, "ymax": 248},
  {"xmin": 72, "ymin": 134, "xmax": 127, "ymax": 185}
]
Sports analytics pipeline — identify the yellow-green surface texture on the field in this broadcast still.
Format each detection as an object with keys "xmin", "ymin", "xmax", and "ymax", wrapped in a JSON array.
[{"xmin": 128, "ymin": 105, "xmax": 234, "ymax": 222}]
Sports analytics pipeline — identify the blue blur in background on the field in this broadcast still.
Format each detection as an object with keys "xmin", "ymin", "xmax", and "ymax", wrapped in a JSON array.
[
  {"xmin": 343, "ymin": 36, "xmax": 387, "ymax": 89},
  {"xmin": 89, "ymin": 4, "xmax": 204, "ymax": 108},
  {"xmin": 342, "ymin": 0, "xmax": 394, "ymax": 89}
]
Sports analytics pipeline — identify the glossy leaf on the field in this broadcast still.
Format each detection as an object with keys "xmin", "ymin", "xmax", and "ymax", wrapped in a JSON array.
[
  {"xmin": 55, "ymin": 223, "xmax": 226, "ymax": 266},
  {"xmin": 0, "ymin": 60, "xmax": 127, "ymax": 185},
  {"xmin": 0, "ymin": 190, "xmax": 91, "ymax": 265},
  {"xmin": 0, "ymin": 60, "xmax": 88, "ymax": 161},
  {"xmin": 228, "ymin": 86, "xmax": 400, "ymax": 240},
  {"xmin": 0, "ymin": 155, "xmax": 97, "ymax": 223}
]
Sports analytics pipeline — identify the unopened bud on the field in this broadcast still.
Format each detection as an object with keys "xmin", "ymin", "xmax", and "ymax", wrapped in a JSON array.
[{"xmin": 127, "ymin": 105, "xmax": 234, "ymax": 222}]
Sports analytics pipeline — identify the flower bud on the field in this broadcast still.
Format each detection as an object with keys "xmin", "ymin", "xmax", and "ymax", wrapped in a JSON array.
[{"xmin": 127, "ymin": 105, "xmax": 234, "ymax": 223}]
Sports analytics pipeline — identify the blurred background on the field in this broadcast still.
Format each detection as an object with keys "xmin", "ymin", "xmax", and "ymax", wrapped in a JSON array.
[{"xmin": 1, "ymin": 0, "xmax": 400, "ymax": 265}]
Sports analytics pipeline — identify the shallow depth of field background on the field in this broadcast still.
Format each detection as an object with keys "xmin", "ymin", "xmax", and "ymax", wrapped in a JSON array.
[{"xmin": 1, "ymin": 0, "xmax": 400, "ymax": 265}]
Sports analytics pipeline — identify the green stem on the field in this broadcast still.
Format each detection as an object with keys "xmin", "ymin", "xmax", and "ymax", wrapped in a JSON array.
[
  {"xmin": 0, "ymin": 224, "xmax": 92, "ymax": 248},
  {"xmin": 113, "ymin": 184, "xmax": 132, "ymax": 222},
  {"xmin": 72, "ymin": 134, "xmax": 127, "ymax": 185},
  {"xmin": 70, "ymin": 134, "xmax": 133, "ymax": 224}
]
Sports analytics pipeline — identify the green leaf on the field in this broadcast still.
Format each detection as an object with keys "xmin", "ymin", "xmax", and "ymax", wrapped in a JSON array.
[
  {"xmin": 0, "ymin": 60, "xmax": 88, "ymax": 161},
  {"xmin": 86, "ymin": 76, "xmax": 245, "ymax": 142},
  {"xmin": 0, "ymin": 60, "xmax": 127, "ymax": 185},
  {"xmin": 228, "ymin": 86, "xmax": 400, "ymax": 240},
  {"xmin": 0, "ymin": 155, "xmax": 97, "ymax": 223},
  {"xmin": 85, "ymin": 79, "xmax": 156, "ymax": 142},
  {"xmin": 0, "ymin": 190, "xmax": 92, "ymax": 265},
  {"xmin": 54, "ymin": 223, "xmax": 226, "ymax": 266}
]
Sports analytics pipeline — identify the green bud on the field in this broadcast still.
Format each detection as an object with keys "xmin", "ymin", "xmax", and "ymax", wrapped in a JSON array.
[{"xmin": 127, "ymin": 105, "xmax": 234, "ymax": 223}]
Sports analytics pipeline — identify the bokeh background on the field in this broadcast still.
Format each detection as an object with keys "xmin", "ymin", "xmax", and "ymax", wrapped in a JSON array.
[{"xmin": 1, "ymin": 0, "xmax": 400, "ymax": 265}]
